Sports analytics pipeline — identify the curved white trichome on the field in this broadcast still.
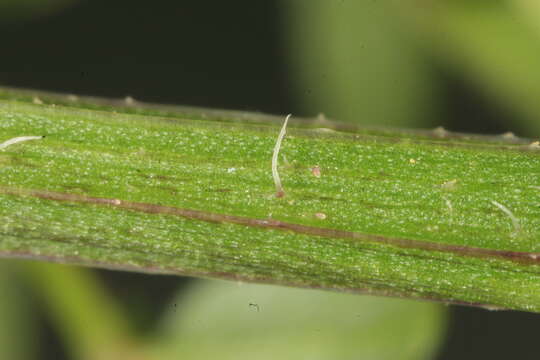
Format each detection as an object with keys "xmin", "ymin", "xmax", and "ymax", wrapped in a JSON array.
[
  {"xmin": 272, "ymin": 114, "xmax": 291, "ymax": 198},
  {"xmin": 0, "ymin": 136, "xmax": 44, "ymax": 150},
  {"xmin": 491, "ymin": 200, "xmax": 521, "ymax": 234}
]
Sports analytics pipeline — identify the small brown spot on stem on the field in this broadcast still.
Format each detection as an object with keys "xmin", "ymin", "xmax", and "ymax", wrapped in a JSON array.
[
  {"xmin": 311, "ymin": 165, "xmax": 321, "ymax": 178},
  {"xmin": 315, "ymin": 212, "xmax": 327, "ymax": 220}
]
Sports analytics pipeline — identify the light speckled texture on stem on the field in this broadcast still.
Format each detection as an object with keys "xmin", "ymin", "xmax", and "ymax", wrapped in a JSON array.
[{"xmin": 0, "ymin": 88, "xmax": 539, "ymax": 312}]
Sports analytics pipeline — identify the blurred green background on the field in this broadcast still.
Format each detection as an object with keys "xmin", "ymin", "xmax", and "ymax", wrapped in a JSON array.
[{"xmin": 1, "ymin": 1, "xmax": 539, "ymax": 359}]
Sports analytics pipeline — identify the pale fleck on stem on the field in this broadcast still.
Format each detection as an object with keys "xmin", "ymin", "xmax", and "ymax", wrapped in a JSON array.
[
  {"xmin": 311, "ymin": 165, "xmax": 321, "ymax": 178},
  {"xmin": 491, "ymin": 200, "xmax": 521, "ymax": 234},
  {"xmin": 444, "ymin": 197, "xmax": 453, "ymax": 213},
  {"xmin": 272, "ymin": 114, "xmax": 291, "ymax": 198},
  {"xmin": 0, "ymin": 136, "xmax": 44, "ymax": 150}
]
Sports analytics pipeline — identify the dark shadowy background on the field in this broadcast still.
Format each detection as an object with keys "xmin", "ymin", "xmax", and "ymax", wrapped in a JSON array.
[
  {"xmin": 1, "ymin": 1, "xmax": 539, "ymax": 359},
  {"xmin": 1, "ymin": 1, "xmax": 290, "ymax": 114}
]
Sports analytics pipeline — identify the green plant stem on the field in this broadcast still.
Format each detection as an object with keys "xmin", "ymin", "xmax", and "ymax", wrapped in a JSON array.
[{"xmin": 0, "ymin": 87, "xmax": 539, "ymax": 312}]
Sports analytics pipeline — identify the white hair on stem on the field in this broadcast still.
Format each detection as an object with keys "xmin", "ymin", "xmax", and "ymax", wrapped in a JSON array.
[
  {"xmin": 272, "ymin": 114, "xmax": 291, "ymax": 198},
  {"xmin": 491, "ymin": 200, "xmax": 521, "ymax": 234},
  {"xmin": 0, "ymin": 136, "xmax": 44, "ymax": 150}
]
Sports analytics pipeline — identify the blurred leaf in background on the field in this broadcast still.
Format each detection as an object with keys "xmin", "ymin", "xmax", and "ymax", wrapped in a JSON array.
[
  {"xmin": 0, "ymin": 262, "xmax": 37, "ymax": 360},
  {"xmin": 152, "ymin": 280, "xmax": 447, "ymax": 360},
  {"xmin": 0, "ymin": 0, "xmax": 78, "ymax": 24},
  {"xmin": 398, "ymin": 0, "xmax": 540, "ymax": 135},
  {"xmin": 512, "ymin": 0, "xmax": 540, "ymax": 36},
  {"xmin": 284, "ymin": 0, "xmax": 540, "ymax": 135},
  {"xmin": 283, "ymin": 0, "xmax": 440, "ymax": 128},
  {"xmin": 22, "ymin": 263, "xmax": 134, "ymax": 360}
]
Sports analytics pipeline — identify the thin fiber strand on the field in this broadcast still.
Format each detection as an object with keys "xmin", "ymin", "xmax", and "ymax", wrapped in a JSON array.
[
  {"xmin": 491, "ymin": 200, "xmax": 521, "ymax": 233},
  {"xmin": 0, "ymin": 136, "xmax": 43, "ymax": 150},
  {"xmin": 272, "ymin": 114, "xmax": 291, "ymax": 197}
]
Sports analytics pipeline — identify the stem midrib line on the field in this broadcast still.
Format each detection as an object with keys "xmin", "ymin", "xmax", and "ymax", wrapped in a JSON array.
[{"xmin": 3, "ymin": 187, "xmax": 538, "ymax": 266}]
